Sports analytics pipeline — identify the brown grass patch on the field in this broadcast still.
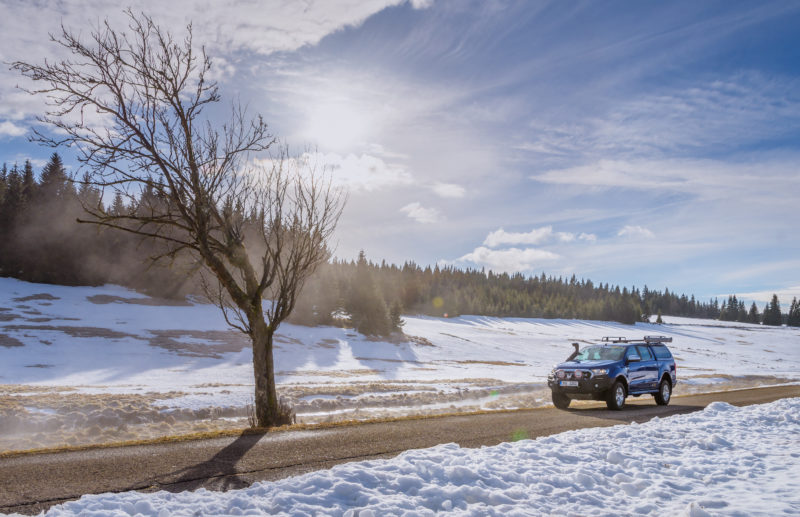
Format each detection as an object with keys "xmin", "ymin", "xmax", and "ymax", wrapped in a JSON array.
[
  {"xmin": 13, "ymin": 293, "xmax": 60, "ymax": 302},
  {"xmin": 277, "ymin": 368, "xmax": 382, "ymax": 378},
  {"xmin": 2, "ymin": 325, "xmax": 137, "ymax": 339},
  {"xmin": 453, "ymin": 360, "xmax": 528, "ymax": 367},
  {"xmin": 146, "ymin": 329, "xmax": 249, "ymax": 358},
  {"xmin": 407, "ymin": 335, "xmax": 435, "ymax": 347},
  {"xmin": 86, "ymin": 294, "xmax": 191, "ymax": 306},
  {"xmin": 0, "ymin": 334, "xmax": 24, "ymax": 347}
]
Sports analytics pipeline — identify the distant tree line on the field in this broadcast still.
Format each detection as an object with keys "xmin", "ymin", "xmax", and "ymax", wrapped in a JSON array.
[
  {"xmin": 2, "ymin": 154, "xmax": 797, "ymax": 335},
  {"xmin": 0, "ymin": 154, "xmax": 197, "ymax": 294},
  {"xmin": 288, "ymin": 254, "xmax": 797, "ymax": 332}
]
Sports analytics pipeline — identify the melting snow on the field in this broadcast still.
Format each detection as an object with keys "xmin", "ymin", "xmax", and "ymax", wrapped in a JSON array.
[{"xmin": 2, "ymin": 277, "xmax": 799, "ymax": 451}]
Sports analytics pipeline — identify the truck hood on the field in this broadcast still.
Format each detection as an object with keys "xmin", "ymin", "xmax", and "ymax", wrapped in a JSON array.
[{"xmin": 555, "ymin": 359, "xmax": 619, "ymax": 369}]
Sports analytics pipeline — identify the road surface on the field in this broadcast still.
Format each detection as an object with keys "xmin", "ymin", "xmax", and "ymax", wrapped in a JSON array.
[{"xmin": 2, "ymin": 385, "xmax": 798, "ymax": 515}]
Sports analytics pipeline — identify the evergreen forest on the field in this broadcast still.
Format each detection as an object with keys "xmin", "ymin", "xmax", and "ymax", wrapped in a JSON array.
[{"xmin": 1, "ymin": 154, "xmax": 797, "ymax": 336}]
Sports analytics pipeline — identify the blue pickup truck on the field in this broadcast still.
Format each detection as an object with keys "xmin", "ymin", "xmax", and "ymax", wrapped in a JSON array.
[{"xmin": 547, "ymin": 336, "xmax": 677, "ymax": 410}]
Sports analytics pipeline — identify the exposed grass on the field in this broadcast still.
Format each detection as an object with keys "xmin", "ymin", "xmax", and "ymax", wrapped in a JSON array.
[
  {"xmin": 0, "ymin": 405, "xmax": 557, "ymax": 459},
  {"xmin": 3, "ymin": 384, "xmax": 795, "ymax": 460}
]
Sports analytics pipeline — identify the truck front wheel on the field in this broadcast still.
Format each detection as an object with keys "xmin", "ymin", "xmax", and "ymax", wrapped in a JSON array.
[
  {"xmin": 606, "ymin": 380, "xmax": 626, "ymax": 410},
  {"xmin": 552, "ymin": 391, "xmax": 571, "ymax": 409}
]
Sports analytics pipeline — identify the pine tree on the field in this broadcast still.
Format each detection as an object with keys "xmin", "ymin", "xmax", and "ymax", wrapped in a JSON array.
[
  {"xmin": 110, "ymin": 191, "xmax": 126, "ymax": 216},
  {"xmin": 346, "ymin": 251, "xmax": 392, "ymax": 336},
  {"xmin": 737, "ymin": 300, "xmax": 747, "ymax": 322},
  {"xmin": 21, "ymin": 159, "xmax": 35, "ymax": 203},
  {"xmin": 0, "ymin": 163, "xmax": 7, "ymax": 205},
  {"xmin": 762, "ymin": 294, "xmax": 783, "ymax": 326},
  {"xmin": 788, "ymin": 297, "xmax": 800, "ymax": 327},
  {"xmin": 656, "ymin": 309, "xmax": 663, "ymax": 324},
  {"xmin": 1, "ymin": 164, "xmax": 23, "ymax": 230},
  {"xmin": 39, "ymin": 153, "xmax": 71, "ymax": 201},
  {"xmin": 390, "ymin": 300, "xmax": 405, "ymax": 332},
  {"xmin": 747, "ymin": 302, "xmax": 760, "ymax": 324},
  {"xmin": 78, "ymin": 171, "xmax": 102, "ymax": 208}
]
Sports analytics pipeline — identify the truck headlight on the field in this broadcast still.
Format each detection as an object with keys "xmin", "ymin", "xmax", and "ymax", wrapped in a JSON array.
[{"xmin": 590, "ymin": 368, "xmax": 608, "ymax": 376}]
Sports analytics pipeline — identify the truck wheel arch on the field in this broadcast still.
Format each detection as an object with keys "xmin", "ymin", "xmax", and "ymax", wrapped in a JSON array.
[{"xmin": 614, "ymin": 375, "xmax": 629, "ymax": 393}]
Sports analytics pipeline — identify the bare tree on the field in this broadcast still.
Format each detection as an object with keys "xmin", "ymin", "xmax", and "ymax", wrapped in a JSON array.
[{"xmin": 12, "ymin": 11, "xmax": 344, "ymax": 427}]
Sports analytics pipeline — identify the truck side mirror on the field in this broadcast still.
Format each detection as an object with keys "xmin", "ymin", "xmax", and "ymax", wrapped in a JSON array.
[{"xmin": 627, "ymin": 354, "xmax": 641, "ymax": 363}]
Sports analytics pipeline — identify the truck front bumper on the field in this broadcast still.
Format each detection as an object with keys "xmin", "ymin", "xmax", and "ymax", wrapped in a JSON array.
[{"xmin": 548, "ymin": 376, "xmax": 615, "ymax": 400}]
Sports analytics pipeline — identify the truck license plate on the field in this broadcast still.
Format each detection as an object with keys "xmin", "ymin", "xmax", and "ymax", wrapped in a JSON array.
[{"xmin": 560, "ymin": 381, "xmax": 578, "ymax": 387}]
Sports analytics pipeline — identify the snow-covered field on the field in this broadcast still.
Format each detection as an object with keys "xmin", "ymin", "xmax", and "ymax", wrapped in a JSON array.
[
  {"xmin": 10, "ymin": 398, "xmax": 800, "ymax": 517},
  {"xmin": 2, "ymin": 277, "xmax": 799, "ymax": 452}
]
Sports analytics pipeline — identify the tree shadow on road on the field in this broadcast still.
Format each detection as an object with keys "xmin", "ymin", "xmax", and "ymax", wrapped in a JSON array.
[
  {"xmin": 561, "ymin": 403, "xmax": 703, "ymax": 424},
  {"xmin": 158, "ymin": 433, "xmax": 262, "ymax": 493}
]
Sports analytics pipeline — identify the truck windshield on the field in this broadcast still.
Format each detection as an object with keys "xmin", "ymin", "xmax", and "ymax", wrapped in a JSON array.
[{"xmin": 571, "ymin": 346, "xmax": 625, "ymax": 361}]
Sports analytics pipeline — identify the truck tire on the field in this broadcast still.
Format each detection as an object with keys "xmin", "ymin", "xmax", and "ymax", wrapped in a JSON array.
[
  {"xmin": 654, "ymin": 377, "xmax": 672, "ymax": 406},
  {"xmin": 606, "ymin": 380, "xmax": 626, "ymax": 410},
  {"xmin": 552, "ymin": 391, "xmax": 571, "ymax": 409}
]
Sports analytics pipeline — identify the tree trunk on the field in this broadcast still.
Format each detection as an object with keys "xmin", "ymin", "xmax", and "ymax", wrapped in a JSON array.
[{"xmin": 251, "ymin": 320, "xmax": 279, "ymax": 427}]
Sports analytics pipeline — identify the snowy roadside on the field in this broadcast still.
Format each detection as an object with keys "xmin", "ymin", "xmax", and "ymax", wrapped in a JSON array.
[
  {"xmin": 2, "ymin": 277, "xmax": 800, "ymax": 452},
  {"xmin": 11, "ymin": 397, "xmax": 799, "ymax": 517}
]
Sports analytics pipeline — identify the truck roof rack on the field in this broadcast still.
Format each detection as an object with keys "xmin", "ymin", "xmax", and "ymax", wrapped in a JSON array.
[
  {"xmin": 600, "ymin": 336, "xmax": 673, "ymax": 344},
  {"xmin": 644, "ymin": 335, "xmax": 672, "ymax": 343}
]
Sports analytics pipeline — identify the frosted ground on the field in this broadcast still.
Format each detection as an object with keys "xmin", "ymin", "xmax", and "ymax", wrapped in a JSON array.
[
  {"xmin": 9, "ymin": 398, "xmax": 800, "ymax": 516},
  {"xmin": 1, "ymin": 277, "xmax": 799, "ymax": 452}
]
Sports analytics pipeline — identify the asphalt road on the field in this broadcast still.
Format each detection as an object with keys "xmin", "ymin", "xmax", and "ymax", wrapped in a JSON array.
[{"xmin": 2, "ymin": 385, "xmax": 798, "ymax": 515}]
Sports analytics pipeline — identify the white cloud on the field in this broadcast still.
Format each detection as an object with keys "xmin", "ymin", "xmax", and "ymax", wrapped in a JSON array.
[
  {"xmin": 431, "ymin": 182, "xmax": 466, "ymax": 198},
  {"xmin": 0, "ymin": 121, "xmax": 26, "ymax": 137},
  {"xmin": 483, "ymin": 226, "xmax": 594, "ymax": 248},
  {"xmin": 617, "ymin": 225, "xmax": 655, "ymax": 239},
  {"xmin": 484, "ymin": 227, "xmax": 552, "ymax": 247},
  {"xmin": 400, "ymin": 202, "xmax": 442, "ymax": 224},
  {"xmin": 310, "ymin": 152, "xmax": 414, "ymax": 192},
  {"xmin": 455, "ymin": 246, "xmax": 559, "ymax": 273}
]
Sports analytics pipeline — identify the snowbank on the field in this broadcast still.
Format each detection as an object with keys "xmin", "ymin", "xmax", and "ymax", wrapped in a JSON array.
[{"xmin": 18, "ymin": 397, "xmax": 800, "ymax": 516}]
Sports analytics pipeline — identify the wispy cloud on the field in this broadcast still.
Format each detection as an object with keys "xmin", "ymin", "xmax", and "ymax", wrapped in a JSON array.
[
  {"xmin": 731, "ymin": 285, "xmax": 800, "ymax": 305},
  {"xmin": 532, "ymin": 156, "xmax": 800, "ymax": 205},
  {"xmin": 0, "ymin": 1, "xmax": 422, "ymax": 126},
  {"xmin": 519, "ymin": 73, "xmax": 800, "ymax": 163},
  {"xmin": 400, "ymin": 202, "xmax": 442, "ymax": 224}
]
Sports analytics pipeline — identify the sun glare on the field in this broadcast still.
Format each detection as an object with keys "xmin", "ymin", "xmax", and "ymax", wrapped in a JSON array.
[{"xmin": 304, "ymin": 101, "xmax": 371, "ymax": 151}]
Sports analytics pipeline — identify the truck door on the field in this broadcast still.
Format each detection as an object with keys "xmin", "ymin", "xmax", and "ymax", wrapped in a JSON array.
[
  {"xmin": 625, "ymin": 347, "xmax": 647, "ymax": 392},
  {"xmin": 635, "ymin": 345, "xmax": 658, "ymax": 390}
]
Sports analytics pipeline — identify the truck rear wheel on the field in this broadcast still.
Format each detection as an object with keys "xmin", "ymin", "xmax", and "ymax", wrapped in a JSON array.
[
  {"xmin": 654, "ymin": 377, "xmax": 672, "ymax": 406},
  {"xmin": 552, "ymin": 391, "xmax": 571, "ymax": 409},
  {"xmin": 606, "ymin": 380, "xmax": 626, "ymax": 410}
]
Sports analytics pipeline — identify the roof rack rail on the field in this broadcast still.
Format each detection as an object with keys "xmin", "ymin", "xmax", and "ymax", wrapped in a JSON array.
[
  {"xmin": 644, "ymin": 335, "xmax": 672, "ymax": 343},
  {"xmin": 601, "ymin": 336, "xmax": 629, "ymax": 343}
]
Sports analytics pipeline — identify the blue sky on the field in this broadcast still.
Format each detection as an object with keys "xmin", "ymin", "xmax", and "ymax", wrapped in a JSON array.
[{"xmin": 1, "ymin": 0, "xmax": 799, "ymax": 305}]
